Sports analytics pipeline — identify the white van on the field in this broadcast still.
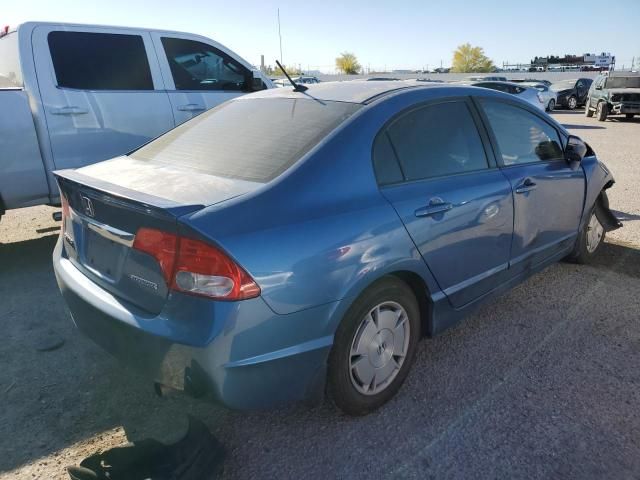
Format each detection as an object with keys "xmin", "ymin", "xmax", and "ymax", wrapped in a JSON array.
[{"xmin": 0, "ymin": 22, "xmax": 272, "ymax": 221}]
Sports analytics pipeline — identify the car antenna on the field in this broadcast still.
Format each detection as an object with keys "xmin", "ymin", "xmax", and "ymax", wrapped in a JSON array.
[{"xmin": 276, "ymin": 60, "xmax": 308, "ymax": 92}]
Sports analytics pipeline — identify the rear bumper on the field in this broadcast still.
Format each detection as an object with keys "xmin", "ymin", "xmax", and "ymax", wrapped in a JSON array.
[{"xmin": 53, "ymin": 237, "xmax": 334, "ymax": 409}]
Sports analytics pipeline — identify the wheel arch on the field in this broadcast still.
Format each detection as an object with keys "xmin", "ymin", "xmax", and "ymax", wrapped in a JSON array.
[{"xmin": 327, "ymin": 268, "xmax": 436, "ymax": 342}]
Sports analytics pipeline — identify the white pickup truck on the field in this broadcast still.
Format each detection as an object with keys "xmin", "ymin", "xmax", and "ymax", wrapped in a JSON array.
[{"xmin": 0, "ymin": 21, "xmax": 272, "ymax": 221}]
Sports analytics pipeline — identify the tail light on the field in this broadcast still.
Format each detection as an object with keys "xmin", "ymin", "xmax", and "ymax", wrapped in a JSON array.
[
  {"xmin": 133, "ymin": 228, "xmax": 260, "ymax": 301},
  {"xmin": 60, "ymin": 194, "xmax": 70, "ymax": 221},
  {"xmin": 537, "ymin": 92, "xmax": 544, "ymax": 103},
  {"xmin": 60, "ymin": 193, "xmax": 71, "ymax": 237}
]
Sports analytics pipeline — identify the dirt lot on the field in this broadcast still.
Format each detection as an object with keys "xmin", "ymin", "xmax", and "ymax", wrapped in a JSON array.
[{"xmin": 1, "ymin": 111, "xmax": 639, "ymax": 479}]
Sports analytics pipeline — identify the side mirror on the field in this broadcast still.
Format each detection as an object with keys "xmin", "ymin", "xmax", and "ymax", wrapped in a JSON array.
[
  {"xmin": 249, "ymin": 70, "xmax": 265, "ymax": 92},
  {"xmin": 565, "ymin": 135, "xmax": 587, "ymax": 164}
]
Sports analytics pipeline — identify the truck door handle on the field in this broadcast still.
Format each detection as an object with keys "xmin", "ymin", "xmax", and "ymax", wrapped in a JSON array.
[
  {"xmin": 515, "ymin": 179, "xmax": 537, "ymax": 194},
  {"xmin": 177, "ymin": 104, "xmax": 206, "ymax": 112},
  {"xmin": 415, "ymin": 200, "xmax": 453, "ymax": 218},
  {"xmin": 50, "ymin": 106, "xmax": 88, "ymax": 115}
]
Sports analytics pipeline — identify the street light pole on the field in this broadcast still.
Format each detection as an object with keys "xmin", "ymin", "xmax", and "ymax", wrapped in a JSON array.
[{"xmin": 277, "ymin": 8, "xmax": 283, "ymax": 65}]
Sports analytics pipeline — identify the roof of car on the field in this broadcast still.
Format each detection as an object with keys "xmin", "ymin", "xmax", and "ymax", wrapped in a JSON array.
[{"xmin": 246, "ymin": 80, "xmax": 446, "ymax": 104}]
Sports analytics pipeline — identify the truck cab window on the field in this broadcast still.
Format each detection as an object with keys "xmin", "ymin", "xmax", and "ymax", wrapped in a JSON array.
[
  {"xmin": 48, "ymin": 31, "xmax": 153, "ymax": 90},
  {"xmin": 161, "ymin": 37, "xmax": 248, "ymax": 91}
]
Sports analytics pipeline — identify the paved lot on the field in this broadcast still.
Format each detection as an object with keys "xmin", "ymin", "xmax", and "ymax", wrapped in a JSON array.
[{"xmin": 1, "ymin": 111, "xmax": 639, "ymax": 479}]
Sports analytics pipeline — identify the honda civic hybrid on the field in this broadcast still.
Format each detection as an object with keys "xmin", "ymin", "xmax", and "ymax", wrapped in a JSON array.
[{"xmin": 53, "ymin": 81, "xmax": 621, "ymax": 415}]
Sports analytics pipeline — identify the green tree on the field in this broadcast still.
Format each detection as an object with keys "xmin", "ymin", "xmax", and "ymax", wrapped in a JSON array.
[
  {"xmin": 335, "ymin": 52, "xmax": 361, "ymax": 74},
  {"xmin": 451, "ymin": 43, "xmax": 495, "ymax": 73}
]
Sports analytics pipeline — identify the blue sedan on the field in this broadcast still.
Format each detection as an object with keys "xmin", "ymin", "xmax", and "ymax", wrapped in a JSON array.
[{"xmin": 53, "ymin": 81, "xmax": 621, "ymax": 415}]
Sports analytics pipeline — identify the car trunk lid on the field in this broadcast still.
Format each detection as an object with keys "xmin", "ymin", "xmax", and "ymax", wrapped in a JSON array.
[{"xmin": 55, "ymin": 165, "xmax": 261, "ymax": 315}]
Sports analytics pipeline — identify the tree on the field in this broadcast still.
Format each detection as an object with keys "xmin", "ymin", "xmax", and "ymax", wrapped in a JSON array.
[
  {"xmin": 335, "ymin": 52, "xmax": 361, "ymax": 75},
  {"xmin": 451, "ymin": 43, "xmax": 495, "ymax": 73}
]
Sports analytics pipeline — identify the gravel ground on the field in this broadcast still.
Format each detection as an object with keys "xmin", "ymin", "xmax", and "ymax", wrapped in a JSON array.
[{"xmin": 1, "ymin": 111, "xmax": 639, "ymax": 479}]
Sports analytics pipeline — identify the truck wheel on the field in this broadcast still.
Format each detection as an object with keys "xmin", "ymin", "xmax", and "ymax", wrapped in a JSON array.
[
  {"xmin": 327, "ymin": 276, "xmax": 421, "ymax": 416},
  {"xmin": 584, "ymin": 99, "xmax": 594, "ymax": 117},
  {"xmin": 626, "ymin": 114, "xmax": 635, "ymax": 119},
  {"xmin": 567, "ymin": 95, "xmax": 578, "ymax": 110},
  {"xmin": 596, "ymin": 102, "xmax": 608, "ymax": 121}
]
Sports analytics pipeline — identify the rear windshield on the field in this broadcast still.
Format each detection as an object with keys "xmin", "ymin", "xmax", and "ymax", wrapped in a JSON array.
[
  {"xmin": 605, "ymin": 77, "xmax": 640, "ymax": 89},
  {"xmin": 131, "ymin": 98, "xmax": 361, "ymax": 182}
]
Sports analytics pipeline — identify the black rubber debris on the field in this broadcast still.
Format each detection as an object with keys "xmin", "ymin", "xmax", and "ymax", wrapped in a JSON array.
[{"xmin": 67, "ymin": 416, "xmax": 224, "ymax": 480}]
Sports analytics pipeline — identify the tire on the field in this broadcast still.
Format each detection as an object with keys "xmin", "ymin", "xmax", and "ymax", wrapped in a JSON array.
[
  {"xmin": 568, "ymin": 202, "xmax": 606, "ymax": 264},
  {"xmin": 547, "ymin": 99, "xmax": 555, "ymax": 112},
  {"xmin": 585, "ymin": 99, "xmax": 594, "ymax": 117},
  {"xmin": 567, "ymin": 95, "xmax": 578, "ymax": 110},
  {"xmin": 596, "ymin": 102, "xmax": 608, "ymax": 121},
  {"xmin": 328, "ymin": 276, "xmax": 421, "ymax": 416},
  {"xmin": 626, "ymin": 114, "xmax": 635, "ymax": 119}
]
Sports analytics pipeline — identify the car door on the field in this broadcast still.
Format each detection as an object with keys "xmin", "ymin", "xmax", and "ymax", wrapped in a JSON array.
[
  {"xmin": 377, "ymin": 99, "xmax": 514, "ymax": 308},
  {"xmin": 150, "ymin": 33, "xmax": 255, "ymax": 125},
  {"xmin": 477, "ymin": 98, "xmax": 585, "ymax": 274},
  {"xmin": 588, "ymin": 76, "xmax": 605, "ymax": 108},
  {"xmin": 31, "ymin": 25, "xmax": 174, "ymax": 173},
  {"xmin": 576, "ymin": 79, "xmax": 591, "ymax": 103}
]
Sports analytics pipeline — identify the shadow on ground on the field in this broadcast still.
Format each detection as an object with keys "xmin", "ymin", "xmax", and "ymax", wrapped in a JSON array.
[{"xmin": 2, "ymin": 235, "xmax": 640, "ymax": 479}]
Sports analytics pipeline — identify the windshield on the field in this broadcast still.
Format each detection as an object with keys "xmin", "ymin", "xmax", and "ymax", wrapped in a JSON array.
[
  {"xmin": 130, "ymin": 98, "xmax": 361, "ymax": 182},
  {"xmin": 606, "ymin": 77, "xmax": 640, "ymax": 89},
  {"xmin": 550, "ymin": 80, "xmax": 576, "ymax": 91}
]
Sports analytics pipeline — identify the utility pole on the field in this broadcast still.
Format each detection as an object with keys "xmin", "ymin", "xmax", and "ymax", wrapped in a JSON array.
[{"xmin": 277, "ymin": 8, "xmax": 283, "ymax": 64}]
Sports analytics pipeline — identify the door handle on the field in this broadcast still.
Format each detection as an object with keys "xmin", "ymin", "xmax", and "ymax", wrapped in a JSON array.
[
  {"xmin": 177, "ymin": 103, "xmax": 206, "ymax": 112},
  {"xmin": 515, "ymin": 179, "xmax": 537, "ymax": 194},
  {"xmin": 415, "ymin": 200, "xmax": 453, "ymax": 218},
  {"xmin": 50, "ymin": 106, "xmax": 88, "ymax": 115}
]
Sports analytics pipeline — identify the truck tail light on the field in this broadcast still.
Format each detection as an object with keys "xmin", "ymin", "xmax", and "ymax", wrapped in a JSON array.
[{"xmin": 133, "ymin": 228, "xmax": 260, "ymax": 301}]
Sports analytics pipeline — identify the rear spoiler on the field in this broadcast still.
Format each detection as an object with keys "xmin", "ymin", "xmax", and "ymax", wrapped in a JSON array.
[{"xmin": 54, "ymin": 169, "xmax": 204, "ymax": 219}]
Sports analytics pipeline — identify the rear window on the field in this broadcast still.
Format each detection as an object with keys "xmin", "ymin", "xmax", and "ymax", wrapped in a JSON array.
[
  {"xmin": 0, "ymin": 33, "xmax": 22, "ymax": 88},
  {"xmin": 48, "ymin": 31, "xmax": 153, "ymax": 90},
  {"xmin": 130, "ymin": 98, "xmax": 361, "ymax": 182}
]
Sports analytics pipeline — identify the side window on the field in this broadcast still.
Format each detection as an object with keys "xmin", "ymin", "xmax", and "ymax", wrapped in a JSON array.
[
  {"xmin": 382, "ymin": 101, "xmax": 488, "ymax": 182},
  {"xmin": 481, "ymin": 100, "xmax": 564, "ymax": 166},
  {"xmin": 161, "ymin": 37, "xmax": 248, "ymax": 91},
  {"xmin": 48, "ymin": 31, "xmax": 153, "ymax": 90},
  {"xmin": 372, "ymin": 132, "xmax": 404, "ymax": 185}
]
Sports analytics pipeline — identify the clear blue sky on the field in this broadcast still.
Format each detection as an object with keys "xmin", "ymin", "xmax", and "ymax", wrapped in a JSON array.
[{"xmin": 6, "ymin": 0, "xmax": 640, "ymax": 72}]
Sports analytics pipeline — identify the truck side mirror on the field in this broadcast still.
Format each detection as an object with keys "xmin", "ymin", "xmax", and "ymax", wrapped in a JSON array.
[{"xmin": 249, "ymin": 70, "xmax": 266, "ymax": 92}]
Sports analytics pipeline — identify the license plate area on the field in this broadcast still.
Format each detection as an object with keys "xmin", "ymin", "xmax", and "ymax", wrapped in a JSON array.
[{"xmin": 83, "ymin": 227, "xmax": 128, "ymax": 281}]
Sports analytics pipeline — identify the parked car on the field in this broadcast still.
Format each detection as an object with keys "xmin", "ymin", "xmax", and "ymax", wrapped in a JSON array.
[
  {"xmin": 511, "ymin": 78, "xmax": 552, "ymax": 86},
  {"xmin": 550, "ymin": 78, "xmax": 592, "ymax": 109},
  {"xmin": 472, "ymin": 81, "xmax": 546, "ymax": 110},
  {"xmin": 0, "ymin": 22, "xmax": 272, "ymax": 222},
  {"xmin": 53, "ymin": 81, "xmax": 621, "ymax": 415},
  {"xmin": 521, "ymin": 82, "xmax": 558, "ymax": 111},
  {"xmin": 585, "ymin": 73, "xmax": 640, "ymax": 121},
  {"xmin": 466, "ymin": 76, "xmax": 507, "ymax": 82},
  {"xmin": 272, "ymin": 75, "xmax": 321, "ymax": 87}
]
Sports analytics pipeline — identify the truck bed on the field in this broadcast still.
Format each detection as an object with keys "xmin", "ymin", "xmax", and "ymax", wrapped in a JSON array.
[{"xmin": 0, "ymin": 89, "xmax": 49, "ymax": 211}]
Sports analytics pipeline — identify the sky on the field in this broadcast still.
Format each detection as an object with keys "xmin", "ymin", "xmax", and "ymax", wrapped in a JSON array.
[{"xmin": 5, "ymin": 0, "xmax": 640, "ymax": 73}]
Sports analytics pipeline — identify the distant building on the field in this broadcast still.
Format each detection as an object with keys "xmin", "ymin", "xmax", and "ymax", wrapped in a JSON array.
[{"xmin": 527, "ymin": 52, "xmax": 615, "ymax": 72}]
